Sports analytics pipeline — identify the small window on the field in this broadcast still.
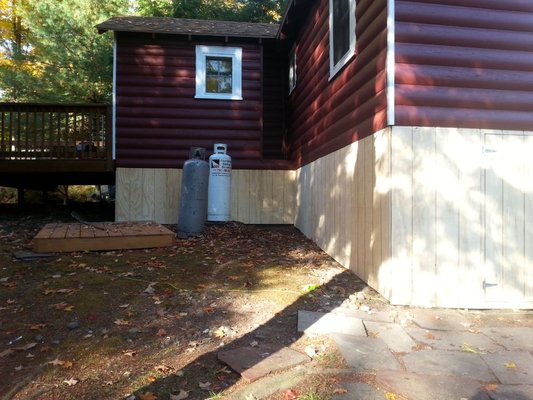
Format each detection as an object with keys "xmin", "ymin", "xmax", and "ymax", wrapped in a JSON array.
[
  {"xmin": 329, "ymin": 0, "xmax": 356, "ymax": 79},
  {"xmin": 196, "ymin": 45, "xmax": 242, "ymax": 100},
  {"xmin": 288, "ymin": 46, "xmax": 297, "ymax": 94}
]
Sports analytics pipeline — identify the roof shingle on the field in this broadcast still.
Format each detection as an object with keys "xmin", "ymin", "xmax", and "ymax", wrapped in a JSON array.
[{"xmin": 96, "ymin": 16, "xmax": 279, "ymax": 39}]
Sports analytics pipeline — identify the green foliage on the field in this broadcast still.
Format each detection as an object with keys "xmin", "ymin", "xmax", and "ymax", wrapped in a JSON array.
[
  {"xmin": 136, "ymin": 0, "xmax": 288, "ymax": 23},
  {"xmin": 0, "ymin": 0, "xmax": 129, "ymax": 102}
]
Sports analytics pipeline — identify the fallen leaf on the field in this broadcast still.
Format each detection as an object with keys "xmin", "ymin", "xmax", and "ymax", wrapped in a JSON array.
[
  {"xmin": 119, "ymin": 304, "xmax": 130, "ymax": 308},
  {"xmin": 63, "ymin": 361, "xmax": 73, "ymax": 369},
  {"xmin": 54, "ymin": 302, "xmax": 68, "ymax": 310},
  {"xmin": 156, "ymin": 328, "xmax": 167, "ymax": 337},
  {"xmin": 198, "ymin": 381, "xmax": 211, "ymax": 389},
  {"xmin": 139, "ymin": 392, "xmax": 157, "ymax": 400},
  {"xmin": 0, "ymin": 349, "xmax": 14, "ymax": 357},
  {"xmin": 203, "ymin": 307, "xmax": 215, "ymax": 314},
  {"xmin": 63, "ymin": 378, "xmax": 78, "ymax": 386},
  {"xmin": 170, "ymin": 390, "xmax": 189, "ymax": 400},
  {"xmin": 213, "ymin": 327, "xmax": 226, "ymax": 338},
  {"xmin": 114, "ymin": 319, "xmax": 130, "ymax": 326},
  {"xmin": 122, "ymin": 349, "xmax": 137, "ymax": 357},
  {"xmin": 461, "ymin": 343, "xmax": 484, "ymax": 354},
  {"xmin": 155, "ymin": 365, "xmax": 173, "ymax": 374},
  {"xmin": 48, "ymin": 358, "xmax": 66, "ymax": 366},
  {"xmin": 29, "ymin": 323, "xmax": 46, "ymax": 331},
  {"xmin": 385, "ymin": 393, "xmax": 398, "ymax": 400},
  {"xmin": 14, "ymin": 365, "xmax": 23, "ymax": 371},
  {"xmin": 333, "ymin": 388, "xmax": 348, "ymax": 394},
  {"xmin": 282, "ymin": 389, "xmax": 299, "ymax": 400},
  {"xmin": 227, "ymin": 275, "xmax": 239, "ymax": 281},
  {"xmin": 504, "ymin": 362, "xmax": 516, "ymax": 369},
  {"xmin": 143, "ymin": 283, "xmax": 156, "ymax": 295},
  {"xmin": 148, "ymin": 375, "xmax": 157, "ymax": 382},
  {"xmin": 14, "ymin": 342, "xmax": 37, "ymax": 351},
  {"xmin": 425, "ymin": 332, "xmax": 437, "ymax": 340},
  {"xmin": 485, "ymin": 384, "xmax": 498, "ymax": 392}
]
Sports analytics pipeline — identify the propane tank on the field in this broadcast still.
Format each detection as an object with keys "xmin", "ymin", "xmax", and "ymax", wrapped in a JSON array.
[
  {"xmin": 177, "ymin": 147, "xmax": 209, "ymax": 239},
  {"xmin": 208, "ymin": 143, "xmax": 231, "ymax": 222}
]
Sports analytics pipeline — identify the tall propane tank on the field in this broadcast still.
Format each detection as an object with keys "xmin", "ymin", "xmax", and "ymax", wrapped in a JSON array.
[
  {"xmin": 208, "ymin": 143, "xmax": 231, "ymax": 222},
  {"xmin": 177, "ymin": 147, "xmax": 209, "ymax": 239}
]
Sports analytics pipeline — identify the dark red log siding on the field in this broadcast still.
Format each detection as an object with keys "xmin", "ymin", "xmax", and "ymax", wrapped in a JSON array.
[
  {"xmin": 115, "ymin": 33, "xmax": 287, "ymax": 169},
  {"xmin": 262, "ymin": 41, "xmax": 286, "ymax": 159},
  {"xmin": 395, "ymin": 0, "xmax": 533, "ymax": 130},
  {"xmin": 286, "ymin": 0, "xmax": 388, "ymax": 167}
]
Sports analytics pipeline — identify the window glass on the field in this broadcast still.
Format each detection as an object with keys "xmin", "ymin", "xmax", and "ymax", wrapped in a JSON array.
[
  {"xmin": 206, "ymin": 57, "xmax": 233, "ymax": 94},
  {"xmin": 288, "ymin": 47, "xmax": 297, "ymax": 94},
  {"xmin": 329, "ymin": 0, "xmax": 356, "ymax": 78}
]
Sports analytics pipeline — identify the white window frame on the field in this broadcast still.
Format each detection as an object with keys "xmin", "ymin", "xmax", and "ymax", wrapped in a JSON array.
[
  {"xmin": 288, "ymin": 45, "xmax": 297, "ymax": 94},
  {"xmin": 195, "ymin": 45, "xmax": 243, "ymax": 100},
  {"xmin": 329, "ymin": 0, "xmax": 356, "ymax": 79}
]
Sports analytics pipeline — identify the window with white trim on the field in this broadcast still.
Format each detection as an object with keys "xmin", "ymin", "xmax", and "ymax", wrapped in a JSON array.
[
  {"xmin": 288, "ymin": 46, "xmax": 297, "ymax": 94},
  {"xmin": 195, "ymin": 45, "xmax": 243, "ymax": 100},
  {"xmin": 329, "ymin": 0, "xmax": 356, "ymax": 79}
]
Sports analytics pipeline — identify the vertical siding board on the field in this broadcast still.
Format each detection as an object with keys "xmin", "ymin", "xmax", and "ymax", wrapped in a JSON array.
[
  {"xmin": 501, "ymin": 132, "xmax": 526, "ymax": 300},
  {"xmin": 390, "ymin": 126, "xmax": 414, "ymax": 304},
  {"xmin": 128, "ymin": 168, "xmax": 144, "ymax": 222},
  {"xmin": 434, "ymin": 128, "xmax": 460, "ymax": 304},
  {"xmin": 524, "ymin": 135, "xmax": 533, "ymax": 300},
  {"xmin": 115, "ymin": 168, "xmax": 130, "ymax": 221},
  {"xmin": 457, "ymin": 128, "xmax": 484, "ymax": 303},
  {"xmin": 411, "ymin": 127, "xmax": 437, "ymax": 305},
  {"xmin": 483, "ymin": 132, "xmax": 504, "ymax": 302},
  {"xmin": 141, "ymin": 168, "xmax": 155, "ymax": 221}
]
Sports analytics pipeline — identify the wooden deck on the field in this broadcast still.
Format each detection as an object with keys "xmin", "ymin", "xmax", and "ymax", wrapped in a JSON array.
[
  {"xmin": 0, "ymin": 103, "xmax": 114, "ymax": 189},
  {"xmin": 34, "ymin": 222, "xmax": 175, "ymax": 253}
]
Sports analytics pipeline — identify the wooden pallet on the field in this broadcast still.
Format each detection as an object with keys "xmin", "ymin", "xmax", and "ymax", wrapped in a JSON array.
[{"xmin": 34, "ymin": 221, "xmax": 175, "ymax": 253}]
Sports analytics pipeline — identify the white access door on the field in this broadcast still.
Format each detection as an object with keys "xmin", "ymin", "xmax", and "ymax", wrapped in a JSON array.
[{"xmin": 484, "ymin": 133, "xmax": 533, "ymax": 304}]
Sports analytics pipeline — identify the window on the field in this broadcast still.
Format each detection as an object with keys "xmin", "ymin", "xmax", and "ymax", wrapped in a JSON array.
[
  {"xmin": 329, "ymin": 0, "xmax": 356, "ymax": 79},
  {"xmin": 195, "ymin": 45, "xmax": 242, "ymax": 100},
  {"xmin": 288, "ymin": 46, "xmax": 297, "ymax": 94}
]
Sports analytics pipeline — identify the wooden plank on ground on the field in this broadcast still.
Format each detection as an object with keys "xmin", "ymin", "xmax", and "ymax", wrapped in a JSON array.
[{"xmin": 34, "ymin": 221, "xmax": 175, "ymax": 253}]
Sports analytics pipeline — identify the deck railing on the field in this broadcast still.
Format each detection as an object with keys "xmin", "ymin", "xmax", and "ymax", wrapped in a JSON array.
[{"xmin": 0, "ymin": 103, "xmax": 112, "ymax": 164}]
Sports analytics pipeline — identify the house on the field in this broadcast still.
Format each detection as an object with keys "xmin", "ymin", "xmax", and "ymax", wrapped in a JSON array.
[{"xmin": 97, "ymin": 0, "xmax": 533, "ymax": 309}]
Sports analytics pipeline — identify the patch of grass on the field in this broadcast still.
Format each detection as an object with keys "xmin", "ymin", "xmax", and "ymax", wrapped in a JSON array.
[{"xmin": 206, "ymin": 391, "xmax": 225, "ymax": 399}]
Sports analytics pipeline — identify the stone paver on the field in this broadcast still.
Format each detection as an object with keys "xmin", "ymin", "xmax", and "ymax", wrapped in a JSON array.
[
  {"xmin": 405, "ymin": 327, "xmax": 504, "ymax": 353},
  {"xmin": 411, "ymin": 309, "xmax": 472, "ymax": 331},
  {"xmin": 332, "ymin": 383, "xmax": 385, "ymax": 400},
  {"xmin": 481, "ymin": 350, "xmax": 533, "ymax": 384},
  {"xmin": 363, "ymin": 321, "xmax": 416, "ymax": 353},
  {"xmin": 330, "ymin": 307, "xmax": 396, "ymax": 324},
  {"xmin": 298, "ymin": 311, "xmax": 366, "ymax": 336},
  {"xmin": 375, "ymin": 370, "xmax": 491, "ymax": 400},
  {"xmin": 481, "ymin": 327, "xmax": 533, "ymax": 352},
  {"xmin": 402, "ymin": 349, "xmax": 496, "ymax": 381},
  {"xmin": 331, "ymin": 334, "xmax": 400, "ymax": 371},
  {"xmin": 217, "ymin": 346, "xmax": 309, "ymax": 382}
]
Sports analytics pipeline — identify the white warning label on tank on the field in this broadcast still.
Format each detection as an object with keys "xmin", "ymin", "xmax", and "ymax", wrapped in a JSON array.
[{"xmin": 210, "ymin": 158, "xmax": 231, "ymax": 177}]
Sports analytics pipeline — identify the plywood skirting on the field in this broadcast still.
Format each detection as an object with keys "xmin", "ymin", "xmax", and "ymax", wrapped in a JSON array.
[
  {"xmin": 116, "ymin": 168, "xmax": 296, "ymax": 225},
  {"xmin": 294, "ymin": 128, "xmax": 392, "ymax": 290},
  {"xmin": 388, "ymin": 126, "xmax": 533, "ymax": 309}
]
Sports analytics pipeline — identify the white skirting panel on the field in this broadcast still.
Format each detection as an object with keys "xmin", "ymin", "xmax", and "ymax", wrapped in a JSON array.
[
  {"xmin": 115, "ymin": 168, "xmax": 296, "ymax": 225},
  {"xmin": 294, "ymin": 128, "xmax": 393, "ymax": 293},
  {"xmin": 387, "ymin": 126, "xmax": 533, "ymax": 308},
  {"xmin": 294, "ymin": 126, "xmax": 533, "ymax": 309}
]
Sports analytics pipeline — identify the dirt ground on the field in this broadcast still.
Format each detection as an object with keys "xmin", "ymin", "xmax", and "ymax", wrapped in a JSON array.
[{"xmin": 0, "ymin": 202, "xmax": 387, "ymax": 400}]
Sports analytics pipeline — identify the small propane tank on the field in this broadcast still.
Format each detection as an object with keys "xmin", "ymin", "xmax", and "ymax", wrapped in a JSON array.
[
  {"xmin": 177, "ymin": 147, "xmax": 209, "ymax": 239},
  {"xmin": 208, "ymin": 143, "xmax": 231, "ymax": 222}
]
